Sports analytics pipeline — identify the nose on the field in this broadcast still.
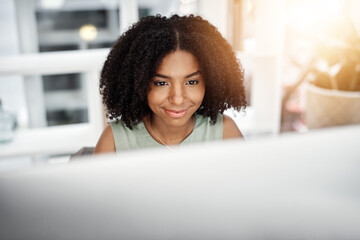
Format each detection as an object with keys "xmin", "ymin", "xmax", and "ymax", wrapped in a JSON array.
[{"xmin": 169, "ymin": 84, "xmax": 186, "ymax": 106}]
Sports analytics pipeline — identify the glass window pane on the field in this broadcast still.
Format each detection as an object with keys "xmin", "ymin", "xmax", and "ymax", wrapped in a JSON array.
[{"xmin": 0, "ymin": 72, "xmax": 89, "ymax": 129}]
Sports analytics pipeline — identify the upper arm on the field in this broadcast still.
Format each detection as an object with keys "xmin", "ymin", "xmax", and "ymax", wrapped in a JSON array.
[
  {"xmin": 94, "ymin": 124, "xmax": 116, "ymax": 154},
  {"xmin": 222, "ymin": 115, "xmax": 244, "ymax": 139}
]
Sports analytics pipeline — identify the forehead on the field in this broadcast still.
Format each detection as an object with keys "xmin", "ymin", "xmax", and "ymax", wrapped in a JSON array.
[{"xmin": 156, "ymin": 50, "xmax": 200, "ymax": 75}]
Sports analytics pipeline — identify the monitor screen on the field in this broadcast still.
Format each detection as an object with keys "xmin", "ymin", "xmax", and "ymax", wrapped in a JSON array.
[{"xmin": 1, "ymin": 125, "xmax": 360, "ymax": 240}]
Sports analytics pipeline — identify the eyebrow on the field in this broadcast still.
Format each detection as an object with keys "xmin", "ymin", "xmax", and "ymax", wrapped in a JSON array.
[
  {"xmin": 186, "ymin": 71, "xmax": 201, "ymax": 78},
  {"xmin": 154, "ymin": 71, "xmax": 201, "ymax": 79}
]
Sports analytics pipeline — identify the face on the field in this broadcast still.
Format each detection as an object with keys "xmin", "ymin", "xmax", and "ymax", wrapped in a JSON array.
[{"xmin": 147, "ymin": 50, "xmax": 205, "ymax": 128}]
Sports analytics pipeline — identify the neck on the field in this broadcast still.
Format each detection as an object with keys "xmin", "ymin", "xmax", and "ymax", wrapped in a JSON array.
[{"xmin": 145, "ymin": 114, "xmax": 194, "ymax": 145}]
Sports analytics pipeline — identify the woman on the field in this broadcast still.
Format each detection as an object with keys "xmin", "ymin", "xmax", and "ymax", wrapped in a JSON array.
[{"xmin": 95, "ymin": 14, "xmax": 246, "ymax": 153}]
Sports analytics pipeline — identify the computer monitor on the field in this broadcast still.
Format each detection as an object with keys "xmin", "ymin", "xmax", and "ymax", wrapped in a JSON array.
[{"xmin": 1, "ymin": 125, "xmax": 360, "ymax": 240}]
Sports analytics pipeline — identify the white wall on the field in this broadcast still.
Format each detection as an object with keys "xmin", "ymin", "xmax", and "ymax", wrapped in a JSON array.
[
  {"xmin": 0, "ymin": 0, "xmax": 19, "ymax": 55},
  {"xmin": 198, "ymin": 0, "xmax": 229, "ymax": 39},
  {"xmin": 0, "ymin": 0, "xmax": 28, "ymax": 128}
]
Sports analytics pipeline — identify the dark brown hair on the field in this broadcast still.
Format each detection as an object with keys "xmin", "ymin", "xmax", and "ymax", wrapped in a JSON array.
[{"xmin": 100, "ymin": 14, "xmax": 246, "ymax": 129}]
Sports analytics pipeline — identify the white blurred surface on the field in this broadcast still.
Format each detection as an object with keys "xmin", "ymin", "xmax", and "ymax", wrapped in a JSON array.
[
  {"xmin": 1, "ymin": 124, "xmax": 360, "ymax": 240},
  {"xmin": 0, "ymin": 123, "xmax": 98, "ymax": 158}
]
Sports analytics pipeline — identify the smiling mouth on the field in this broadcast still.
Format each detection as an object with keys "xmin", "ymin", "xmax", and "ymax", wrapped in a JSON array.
[{"xmin": 164, "ymin": 109, "xmax": 187, "ymax": 118}]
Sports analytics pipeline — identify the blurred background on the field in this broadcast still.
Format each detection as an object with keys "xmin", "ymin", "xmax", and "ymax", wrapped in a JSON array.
[{"xmin": 0, "ymin": 0, "xmax": 359, "ymax": 170}]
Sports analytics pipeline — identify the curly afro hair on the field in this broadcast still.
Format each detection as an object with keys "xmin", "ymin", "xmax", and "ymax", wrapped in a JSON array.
[{"xmin": 100, "ymin": 14, "xmax": 246, "ymax": 129}]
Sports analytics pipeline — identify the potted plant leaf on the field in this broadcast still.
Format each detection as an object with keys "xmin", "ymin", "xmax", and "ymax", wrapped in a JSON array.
[{"xmin": 305, "ymin": 18, "xmax": 360, "ymax": 129}]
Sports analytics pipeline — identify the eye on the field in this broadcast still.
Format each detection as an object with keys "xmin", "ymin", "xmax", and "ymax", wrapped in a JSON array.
[
  {"xmin": 186, "ymin": 80, "xmax": 199, "ymax": 85},
  {"xmin": 153, "ymin": 81, "xmax": 168, "ymax": 86}
]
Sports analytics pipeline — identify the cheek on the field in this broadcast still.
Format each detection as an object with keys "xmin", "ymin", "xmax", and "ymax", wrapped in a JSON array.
[
  {"xmin": 195, "ymin": 84, "xmax": 206, "ymax": 103},
  {"xmin": 147, "ymin": 88, "xmax": 165, "ymax": 106},
  {"xmin": 147, "ymin": 92, "xmax": 156, "ymax": 106}
]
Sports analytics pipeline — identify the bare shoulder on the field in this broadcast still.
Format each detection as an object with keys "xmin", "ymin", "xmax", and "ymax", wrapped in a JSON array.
[
  {"xmin": 94, "ymin": 124, "xmax": 116, "ymax": 154},
  {"xmin": 222, "ymin": 114, "xmax": 244, "ymax": 139}
]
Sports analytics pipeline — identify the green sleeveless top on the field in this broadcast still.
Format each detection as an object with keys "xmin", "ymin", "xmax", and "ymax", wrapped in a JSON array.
[{"xmin": 110, "ymin": 114, "xmax": 223, "ymax": 152}]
